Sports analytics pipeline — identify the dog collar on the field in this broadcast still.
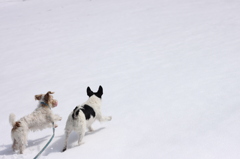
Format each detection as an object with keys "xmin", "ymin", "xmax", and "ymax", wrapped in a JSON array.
[{"xmin": 41, "ymin": 102, "xmax": 51, "ymax": 109}]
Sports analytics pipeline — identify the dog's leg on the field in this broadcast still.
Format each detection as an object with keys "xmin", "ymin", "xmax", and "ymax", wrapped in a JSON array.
[
  {"xmin": 19, "ymin": 146, "xmax": 24, "ymax": 154},
  {"xmin": 77, "ymin": 132, "xmax": 85, "ymax": 146},
  {"xmin": 62, "ymin": 130, "xmax": 71, "ymax": 152},
  {"xmin": 53, "ymin": 114, "xmax": 62, "ymax": 121},
  {"xmin": 52, "ymin": 115, "xmax": 61, "ymax": 128},
  {"xmin": 12, "ymin": 139, "xmax": 17, "ymax": 152},
  {"xmin": 50, "ymin": 114, "xmax": 62, "ymax": 123},
  {"xmin": 14, "ymin": 134, "xmax": 22, "ymax": 153},
  {"xmin": 77, "ymin": 125, "xmax": 86, "ymax": 145},
  {"xmin": 97, "ymin": 112, "xmax": 112, "ymax": 122},
  {"xmin": 18, "ymin": 131, "xmax": 27, "ymax": 154},
  {"xmin": 19, "ymin": 142, "xmax": 25, "ymax": 154},
  {"xmin": 88, "ymin": 126, "xmax": 94, "ymax": 132},
  {"xmin": 23, "ymin": 131, "xmax": 28, "ymax": 147}
]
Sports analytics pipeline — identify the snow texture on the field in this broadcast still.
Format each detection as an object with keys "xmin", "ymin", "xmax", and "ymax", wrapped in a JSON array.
[{"xmin": 0, "ymin": 0, "xmax": 240, "ymax": 158}]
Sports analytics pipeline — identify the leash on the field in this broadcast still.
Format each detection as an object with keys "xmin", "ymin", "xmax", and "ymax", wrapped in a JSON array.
[{"xmin": 33, "ymin": 102, "xmax": 55, "ymax": 159}]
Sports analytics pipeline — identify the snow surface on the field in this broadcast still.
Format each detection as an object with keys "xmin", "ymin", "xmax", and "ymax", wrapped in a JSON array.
[{"xmin": 1, "ymin": 0, "xmax": 240, "ymax": 158}]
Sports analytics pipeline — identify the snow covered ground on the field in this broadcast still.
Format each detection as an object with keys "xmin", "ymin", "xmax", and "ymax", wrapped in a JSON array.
[{"xmin": 1, "ymin": 0, "xmax": 240, "ymax": 158}]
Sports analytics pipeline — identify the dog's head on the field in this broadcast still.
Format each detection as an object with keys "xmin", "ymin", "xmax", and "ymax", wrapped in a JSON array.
[
  {"xmin": 87, "ymin": 85, "xmax": 103, "ymax": 99},
  {"xmin": 35, "ymin": 91, "xmax": 58, "ymax": 108}
]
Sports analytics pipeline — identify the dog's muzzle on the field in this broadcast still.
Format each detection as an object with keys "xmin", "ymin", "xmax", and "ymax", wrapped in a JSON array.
[{"xmin": 53, "ymin": 100, "xmax": 58, "ymax": 107}]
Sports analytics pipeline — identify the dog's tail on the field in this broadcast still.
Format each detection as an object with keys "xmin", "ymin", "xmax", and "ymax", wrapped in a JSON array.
[
  {"xmin": 72, "ymin": 106, "xmax": 80, "ymax": 120},
  {"xmin": 9, "ymin": 113, "xmax": 16, "ymax": 127}
]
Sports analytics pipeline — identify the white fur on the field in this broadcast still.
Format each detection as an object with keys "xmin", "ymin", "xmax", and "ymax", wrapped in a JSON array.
[
  {"xmin": 63, "ymin": 95, "xmax": 112, "ymax": 151},
  {"xmin": 9, "ymin": 94, "xmax": 62, "ymax": 154}
]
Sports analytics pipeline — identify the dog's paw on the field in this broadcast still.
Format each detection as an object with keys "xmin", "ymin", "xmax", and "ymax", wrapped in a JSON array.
[
  {"xmin": 78, "ymin": 142, "xmax": 84, "ymax": 146},
  {"xmin": 54, "ymin": 124, "xmax": 58, "ymax": 128},
  {"xmin": 108, "ymin": 116, "xmax": 112, "ymax": 121},
  {"xmin": 88, "ymin": 127, "xmax": 94, "ymax": 132},
  {"xmin": 62, "ymin": 147, "xmax": 67, "ymax": 152}
]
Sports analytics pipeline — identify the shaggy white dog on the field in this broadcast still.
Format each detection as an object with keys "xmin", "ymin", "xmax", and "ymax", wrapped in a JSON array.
[
  {"xmin": 62, "ymin": 86, "xmax": 112, "ymax": 152},
  {"xmin": 9, "ymin": 91, "xmax": 62, "ymax": 154}
]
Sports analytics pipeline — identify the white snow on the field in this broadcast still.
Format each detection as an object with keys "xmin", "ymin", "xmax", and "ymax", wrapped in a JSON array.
[{"xmin": 1, "ymin": 0, "xmax": 240, "ymax": 158}]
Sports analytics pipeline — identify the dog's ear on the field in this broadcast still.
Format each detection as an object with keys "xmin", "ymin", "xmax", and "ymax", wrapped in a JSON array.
[
  {"xmin": 44, "ymin": 91, "xmax": 54, "ymax": 102},
  {"xmin": 35, "ymin": 94, "xmax": 42, "ymax": 100},
  {"xmin": 47, "ymin": 91, "xmax": 54, "ymax": 94},
  {"xmin": 87, "ymin": 87, "xmax": 93, "ymax": 97},
  {"xmin": 96, "ymin": 85, "xmax": 103, "ymax": 98}
]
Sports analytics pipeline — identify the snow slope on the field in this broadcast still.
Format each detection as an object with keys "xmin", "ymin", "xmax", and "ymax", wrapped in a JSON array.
[{"xmin": 1, "ymin": 0, "xmax": 240, "ymax": 158}]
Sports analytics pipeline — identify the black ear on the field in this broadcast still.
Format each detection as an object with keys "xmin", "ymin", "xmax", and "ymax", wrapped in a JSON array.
[
  {"xmin": 87, "ymin": 87, "xmax": 94, "ymax": 97},
  {"xmin": 95, "ymin": 85, "xmax": 103, "ymax": 98}
]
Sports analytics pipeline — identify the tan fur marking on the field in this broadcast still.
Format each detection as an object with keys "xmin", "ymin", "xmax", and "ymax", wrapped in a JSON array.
[
  {"xmin": 35, "ymin": 94, "xmax": 42, "ymax": 100},
  {"xmin": 44, "ymin": 93, "xmax": 50, "ymax": 103},
  {"xmin": 47, "ymin": 91, "xmax": 54, "ymax": 94},
  {"xmin": 12, "ymin": 121, "xmax": 21, "ymax": 131},
  {"xmin": 44, "ymin": 91, "xmax": 54, "ymax": 104}
]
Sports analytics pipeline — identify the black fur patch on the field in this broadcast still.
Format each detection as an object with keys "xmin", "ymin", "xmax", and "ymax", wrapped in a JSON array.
[
  {"xmin": 80, "ymin": 105, "xmax": 96, "ymax": 120},
  {"xmin": 76, "ymin": 109, "xmax": 80, "ymax": 116},
  {"xmin": 72, "ymin": 106, "xmax": 79, "ymax": 119}
]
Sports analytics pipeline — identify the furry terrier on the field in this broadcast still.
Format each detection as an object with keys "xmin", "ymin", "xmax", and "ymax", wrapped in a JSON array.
[
  {"xmin": 62, "ymin": 86, "xmax": 112, "ymax": 152},
  {"xmin": 9, "ymin": 91, "xmax": 62, "ymax": 154}
]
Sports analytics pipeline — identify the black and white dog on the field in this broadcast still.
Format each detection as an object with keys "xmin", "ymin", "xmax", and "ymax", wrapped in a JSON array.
[{"xmin": 62, "ymin": 86, "xmax": 112, "ymax": 152}]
